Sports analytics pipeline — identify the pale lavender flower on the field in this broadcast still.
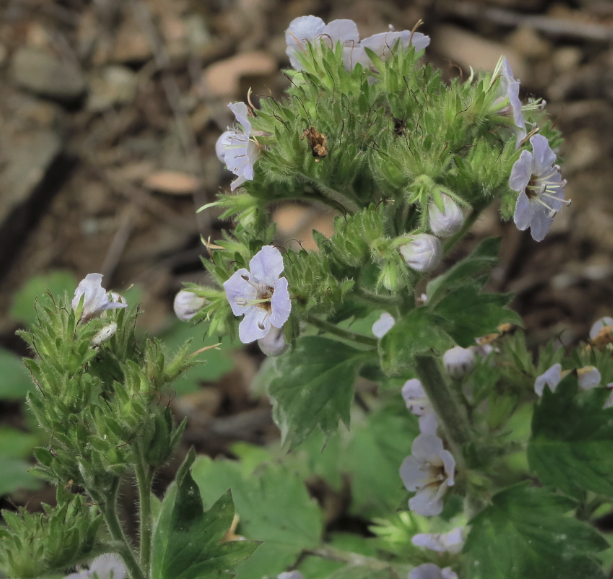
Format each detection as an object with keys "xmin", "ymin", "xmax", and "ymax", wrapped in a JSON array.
[
  {"xmin": 428, "ymin": 194, "xmax": 464, "ymax": 238},
  {"xmin": 510, "ymin": 134, "xmax": 567, "ymax": 242},
  {"xmin": 285, "ymin": 16, "xmax": 359, "ymax": 71},
  {"xmin": 409, "ymin": 563, "xmax": 458, "ymax": 579},
  {"xmin": 402, "ymin": 379, "xmax": 438, "ymax": 435},
  {"xmin": 278, "ymin": 572, "xmax": 305, "ymax": 579},
  {"xmin": 63, "ymin": 554, "xmax": 126, "ymax": 579},
  {"xmin": 577, "ymin": 366, "xmax": 601, "ymax": 390},
  {"xmin": 412, "ymin": 527, "xmax": 464, "ymax": 554},
  {"xmin": 216, "ymin": 102, "xmax": 261, "ymax": 191},
  {"xmin": 590, "ymin": 317, "xmax": 613, "ymax": 340},
  {"xmin": 535, "ymin": 363, "xmax": 601, "ymax": 396},
  {"xmin": 223, "ymin": 246, "xmax": 291, "ymax": 344},
  {"xmin": 258, "ymin": 326, "xmax": 288, "ymax": 356},
  {"xmin": 72, "ymin": 274, "xmax": 127, "ymax": 321},
  {"xmin": 174, "ymin": 290, "xmax": 206, "ymax": 322},
  {"xmin": 443, "ymin": 346, "xmax": 475, "ymax": 380},
  {"xmin": 400, "ymin": 434, "xmax": 455, "ymax": 516},
  {"xmin": 399, "ymin": 234, "xmax": 442, "ymax": 272},
  {"xmin": 372, "ymin": 312, "xmax": 395, "ymax": 338},
  {"xmin": 534, "ymin": 363, "xmax": 563, "ymax": 396},
  {"xmin": 350, "ymin": 29, "xmax": 430, "ymax": 71},
  {"xmin": 493, "ymin": 57, "xmax": 526, "ymax": 147}
]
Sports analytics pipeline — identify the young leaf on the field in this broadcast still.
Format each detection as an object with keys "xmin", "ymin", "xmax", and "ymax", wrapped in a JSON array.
[
  {"xmin": 151, "ymin": 450, "xmax": 258, "ymax": 579},
  {"xmin": 191, "ymin": 457, "xmax": 323, "ymax": 579},
  {"xmin": 267, "ymin": 337, "xmax": 372, "ymax": 450},
  {"xmin": 528, "ymin": 374, "xmax": 613, "ymax": 497},
  {"xmin": 379, "ymin": 308, "xmax": 453, "ymax": 375},
  {"xmin": 432, "ymin": 285, "xmax": 522, "ymax": 348},
  {"xmin": 464, "ymin": 483, "xmax": 607, "ymax": 579}
]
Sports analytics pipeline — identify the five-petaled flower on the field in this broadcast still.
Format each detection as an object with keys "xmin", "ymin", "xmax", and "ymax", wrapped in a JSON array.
[
  {"xmin": 216, "ymin": 102, "xmax": 261, "ymax": 191},
  {"xmin": 402, "ymin": 379, "xmax": 439, "ymax": 435},
  {"xmin": 409, "ymin": 563, "xmax": 458, "ymax": 579},
  {"xmin": 510, "ymin": 134, "xmax": 567, "ymax": 242},
  {"xmin": 400, "ymin": 434, "xmax": 455, "ymax": 516},
  {"xmin": 285, "ymin": 16, "xmax": 430, "ymax": 73},
  {"xmin": 224, "ymin": 246, "xmax": 291, "ymax": 344},
  {"xmin": 63, "ymin": 554, "xmax": 126, "ymax": 579},
  {"xmin": 72, "ymin": 274, "xmax": 127, "ymax": 322}
]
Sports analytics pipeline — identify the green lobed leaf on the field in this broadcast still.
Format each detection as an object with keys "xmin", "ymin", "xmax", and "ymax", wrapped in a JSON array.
[
  {"xmin": 432, "ymin": 285, "xmax": 522, "ymax": 348},
  {"xmin": 267, "ymin": 336, "xmax": 372, "ymax": 450},
  {"xmin": 151, "ymin": 450, "xmax": 258, "ymax": 579},
  {"xmin": 192, "ymin": 456, "xmax": 323, "ymax": 579},
  {"xmin": 528, "ymin": 374, "xmax": 613, "ymax": 498},
  {"xmin": 379, "ymin": 308, "xmax": 453, "ymax": 376},
  {"xmin": 464, "ymin": 483, "xmax": 608, "ymax": 579}
]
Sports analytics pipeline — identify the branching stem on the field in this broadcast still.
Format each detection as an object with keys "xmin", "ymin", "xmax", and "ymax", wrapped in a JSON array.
[{"xmin": 307, "ymin": 315, "xmax": 378, "ymax": 347}]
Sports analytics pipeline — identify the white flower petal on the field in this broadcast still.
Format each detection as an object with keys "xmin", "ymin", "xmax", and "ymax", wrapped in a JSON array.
[
  {"xmin": 409, "ymin": 485, "xmax": 444, "ymax": 516},
  {"xmin": 402, "ymin": 378, "xmax": 429, "ymax": 415},
  {"xmin": 513, "ymin": 190, "xmax": 535, "ymax": 232},
  {"xmin": 239, "ymin": 307, "xmax": 270, "ymax": 343},
  {"xmin": 535, "ymin": 363, "xmax": 562, "ymax": 397},
  {"xmin": 411, "ymin": 433, "xmax": 445, "ymax": 463},
  {"xmin": 589, "ymin": 317, "xmax": 613, "ymax": 340},
  {"xmin": 249, "ymin": 245, "xmax": 285, "ymax": 285},
  {"xmin": 324, "ymin": 19, "xmax": 359, "ymax": 47},
  {"xmin": 223, "ymin": 269, "xmax": 258, "ymax": 316},
  {"xmin": 228, "ymin": 101, "xmax": 252, "ymax": 134},
  {"xmin": 578, "ymin": 366, "xmax": 601, "ymax": 390},
  {"xmin": 399, "ymin": 455, "xmax": 427, "ymax": 492},
  {"xmin": 372, "ymin": 312, "xmax": 395, "ymax": 338},
  {"xmin": 531, "ymin": 134, "xmax": 557, "ymax": 175},
  {"xmin": 418, "ymin": 412, "xmax": 439, "ymax": 436},
  {"xmin": 270, "ymin": 277, "xmax": 292, "ymax": 328},
  {"xmin": 409, "ymin": 563, "xmax": 447, "ymax": 579},
  {"xmin": 509, "ymin": 150, "xmax": 533, "ymax": 192}
]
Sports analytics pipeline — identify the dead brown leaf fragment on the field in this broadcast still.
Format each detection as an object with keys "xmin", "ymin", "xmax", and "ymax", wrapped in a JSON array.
[{"xmin": 302, "ymin": 126, "xmax": 328, "ymax": 161}]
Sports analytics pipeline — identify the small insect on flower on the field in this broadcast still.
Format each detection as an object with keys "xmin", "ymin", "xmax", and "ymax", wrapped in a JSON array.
[{"xmin": 302, "ymin": 126, "xmax": 328, "ymax": 161}]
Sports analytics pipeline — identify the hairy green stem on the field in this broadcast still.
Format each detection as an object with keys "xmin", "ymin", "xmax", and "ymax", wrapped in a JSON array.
[
  {"xmin": 135, "ymin": 445, "xmax": 154, "ymax": 577},
  {"xmin": 299, "ymin": 173, "xmax": 361, "ymax": 214},
  {"xmin": 304, "ymin": 546, "xmax": 400, "ymax": 578},
  {"xmin": 443, "ymin": 205, "xmax": 485, "ymax": 254},
  {"xmin": 97, "ymin": 478, "xmax": 145, "ymax": 579},
  {"xmin": 307, "ymin": 315, "xmax": 378, "ymax": 347},
  {"xmin": 414, "ymin": 354, "xmax": 472, "ymax": 462},
  {"xmin": 354, "ymin": 286, "xmax": 402, "ymax": 307}
]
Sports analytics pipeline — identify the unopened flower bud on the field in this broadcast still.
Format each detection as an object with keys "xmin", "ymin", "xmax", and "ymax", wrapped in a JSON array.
[
  {"xmin": 174, "ymin": 290, "xmax": 206, "ymax": 322},
  {"xmin": 91, "ymin": 322, "xmax": 118, "ymax": 347},
  {"xmin": 399, "ymin": 234, "xmax": 442, "ymax": 272},
  {"xmin": 429, "ymin": 194, "xmax": 464, "ymax": 237},
  {"xmin": 258, "ymin": 326, "xmax": 288, "ymax": 356},
  {"xmin": 443, "ymin": 346, "xmax": 475, "ymax": 379}
]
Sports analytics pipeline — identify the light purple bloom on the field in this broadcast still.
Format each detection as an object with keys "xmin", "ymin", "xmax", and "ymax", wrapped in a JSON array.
[
  {"xmin": 604, "ymin": 383, "xmax": 613, "ymax": 409},
  {"xmin": 429, "ymin": 194, "xmax": 464, "ymax": 238},
  {"xmin": 409, "ymin": 564, "xmax": 458, "ymax": 579},
  {"xmin": 258, "ymin": 326, "xmax": 288, "ymax": 356},
  {"xmin": 412, "ymin": 527, "xmax": 464, "ymax": 554},
  {"xmin": 535, "ymin": 363, "xmax": 601, "ymax": 396},
  {"xmin": 399, "ymin": 234, "xmax": 442, "ymax": 272},
  {"xmin": 223, "ymin": 246, "xmax": 291, "ymax": 344},
  {"xmin": 401, "ymin": 379, "xmax": 439, "ymax": 435},
  {"xmin": 510, "ymin": 134, "xmax": 567, "ymax": 242},
  {"xmin": 494, "ymin": 57, "xmax": 527, "ymax": 147},
  {"xmin": 590, "ymin": 316, "xmax": 613, "ymax": 340},
  {"xmin": 350, "ymin": 29, "xmax": 430, "ymax": 71},
  {"xmin": 443, "ymin": 346, "xmax": 475, "ymax": 380},
  {"xmin": 285, "ymin": 16, "xmax": 430, "ymax": 72},
  {"xmin": 372, "ymin": 312, "xmax": 395, "ymax": 338},
  {"xmin": 216, "ymin": 102, "xmax": 261, "ymax": 191},
  {"xmin": 400, "ymin": 434, "xmax": 455, "ymax": 516},
  {"xmin": 174, "ymin": 290, "xmax": 206, "ymax": 322},
  {"xmin": 285, "ymin": 16, "xmax": 359, "ymax": 71},
  {"xmin": 72, "ymin": 274, "xmax": 127, "ymax": 321},
  {"xmin": 63, "ymin": 554, "xmax": 126, "ymax": 579}
]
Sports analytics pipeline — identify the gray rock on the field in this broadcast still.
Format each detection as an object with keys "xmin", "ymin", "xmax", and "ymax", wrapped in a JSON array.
[{"xmin": 12, "ymin": 47, "xmax": 85, "ymax": 101}]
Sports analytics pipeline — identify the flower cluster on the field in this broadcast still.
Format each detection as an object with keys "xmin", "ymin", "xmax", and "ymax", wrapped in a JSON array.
[
  {"xmin": 285, "ymin": 16, "xmax": 430, "ymax": 73},
  {"xmin": 534, "ymin": 363, "xmax": 601, "ymax": 397}
]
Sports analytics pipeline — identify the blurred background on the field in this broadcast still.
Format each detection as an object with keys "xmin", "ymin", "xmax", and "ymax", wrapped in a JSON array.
[{"xmin": 0, "ymin": 0, "xmax": 612, "ymax": 529}]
